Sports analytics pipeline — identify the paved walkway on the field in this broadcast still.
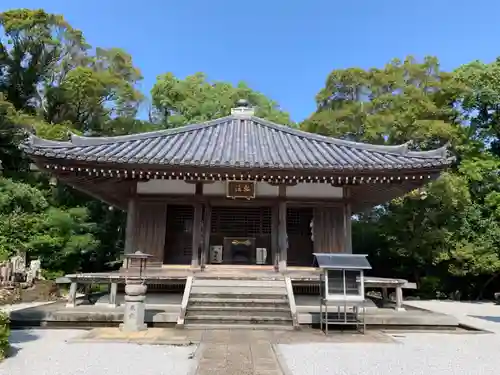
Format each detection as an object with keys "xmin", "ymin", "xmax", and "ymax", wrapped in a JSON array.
[
  {"xmin": 68, "ymin": 327, "xmax": 392, "ymax": 375},
  {"xmin": 194, "ymin": 330, "xmax": 391, "ymax": 375},
  {"xmin": 195, "ymin": 331, "xmax": 280, "ymax": 375}
]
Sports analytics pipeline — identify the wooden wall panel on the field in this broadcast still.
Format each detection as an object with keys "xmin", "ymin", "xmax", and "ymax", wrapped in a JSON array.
[
  {"xmin": 313, "ymin": 206, "xmax": 346, "ymax": 253},
  {"xmin": 287, "ymin": 207, "xmax": 314, "ymax": 266},
  {"xmin": 164, "ymin": 205, "xmax": 194, "ymax": 265},
  {"xmin": 133, "ymin": 198, "xmax": 168, "ymax": 266}
]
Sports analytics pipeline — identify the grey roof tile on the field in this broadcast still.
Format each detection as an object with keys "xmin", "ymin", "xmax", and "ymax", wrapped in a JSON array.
[{"xmin": 22, "ymin": 115, "xmax": 453, "ymax": 172}]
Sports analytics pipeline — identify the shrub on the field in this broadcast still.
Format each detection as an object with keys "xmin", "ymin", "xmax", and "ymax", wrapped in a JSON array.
[{"xmin": 0, "ymin": 311, "xmax": 9, "ymax": 360}]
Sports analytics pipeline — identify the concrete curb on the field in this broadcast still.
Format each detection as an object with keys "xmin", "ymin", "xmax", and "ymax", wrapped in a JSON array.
[
  {"xmin": 1, "ymin": 300, "xmax": 59, "ymax": 314},
  {"xmin": 271, "ymin": 344, "xmax": 294, "ymax": 375},
  {"xmin": 67, "ymin": 337, "xmax": 199, "ymax": 345}
]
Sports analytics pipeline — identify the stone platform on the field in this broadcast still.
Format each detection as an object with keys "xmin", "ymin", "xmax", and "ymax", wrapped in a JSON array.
[{"xmin": 8, "ymin": 293, "xmax": 459, "ymax": 329}]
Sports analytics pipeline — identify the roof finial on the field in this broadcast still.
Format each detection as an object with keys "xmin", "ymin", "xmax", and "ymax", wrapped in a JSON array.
[
  {"xmin": 231, "ymin": 98, "xmax": 255, "ymax": 117},
  {"xmin": 236, "ymin": 98, "xmax": 249, "ymax": 107}
]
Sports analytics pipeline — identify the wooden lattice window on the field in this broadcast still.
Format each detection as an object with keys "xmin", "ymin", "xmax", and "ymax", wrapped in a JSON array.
[
  {"xmin": 287, "ymin": 207, "xmax": 313, "ymax": 236},
  {"xmin": 210, "ymin": 207, "xmax": 272, "ymax": 236}
]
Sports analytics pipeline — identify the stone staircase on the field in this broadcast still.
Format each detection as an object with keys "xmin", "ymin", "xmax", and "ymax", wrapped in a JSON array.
[{"xmin": 183, "ymin": 277, "xmax": 295, "ymax": 329}]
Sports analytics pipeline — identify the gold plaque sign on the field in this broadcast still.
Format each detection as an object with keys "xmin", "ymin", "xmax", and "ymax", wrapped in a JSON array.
[
  {"xmin": 232, "ymin": 239, "xmax": 251, "ymax": 246},
  {"xmin": 226, "ymin": 181, "xmax": 255, "ymax": 199}
]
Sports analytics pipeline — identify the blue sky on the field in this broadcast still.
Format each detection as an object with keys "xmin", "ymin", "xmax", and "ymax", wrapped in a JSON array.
[{"xmin": 2, "ymin": 0, "xmax": 500, "ymax": 122}]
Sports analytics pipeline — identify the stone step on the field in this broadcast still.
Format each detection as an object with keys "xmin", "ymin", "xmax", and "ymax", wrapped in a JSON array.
[
  {"xmin": 185, "ymin": 315, "xmax": 293, "ymax": 325},
  {"xmin": 188, "ymin": 297, "xmax": 289, "ymax": 307},
  {"xmin": 192, "ymin": 279, "xmax": 286, "ymax": 288},
  {"xmin": 190, "ymin": 286, "xmax": 286, "ymax": 293},
  {"xmin": 184, "ymin": 323, "xmax": 294, "ymax": 330},
  {"xmin": 195, "ymin": 276, "xmax": 285, "ymax": 281},
  {"xmin": 190, "ymin": 293, "xmax": 287, "ymax": 300},
  {"xmin": 186, "ymin": 312, "xmax": 292, "ymax": 324},
  {"xmin": 186, "ymin": 306, "xmax": 291, "ymax": 318}
]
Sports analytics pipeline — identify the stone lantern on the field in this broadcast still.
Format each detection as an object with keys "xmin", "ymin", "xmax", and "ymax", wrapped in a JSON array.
[{"xmin": 119, "ymin": 251, "xmax": 152, "ymax": 332}]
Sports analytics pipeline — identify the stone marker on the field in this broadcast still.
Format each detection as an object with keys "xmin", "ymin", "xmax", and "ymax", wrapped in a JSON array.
[
  {"xmin": 26, "ymin": 259, "xmax": 42, "ymax": 285},
  {"xmin": 119, "ymin": 250, "xmax": 152, "ymax": 332},
  {"xmin": 119, "ymin": 280, "xmax": 148, "ymax": 332},
  {"xmin": 10, "ymin": 255, "xmax": 25, "ymax": 281}
]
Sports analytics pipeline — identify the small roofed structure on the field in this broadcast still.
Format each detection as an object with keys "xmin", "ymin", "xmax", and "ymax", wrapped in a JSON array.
[
  {"xmin": 21, "ymin": 101, "xmax": 453, "ymax": 271},
  {"xmin": 314, "ymin": 253, "xmax": 372, "ymax": 334},
  {"xmin": 314, "ymin": 253, "xmax": 371, "ymax": 302}
]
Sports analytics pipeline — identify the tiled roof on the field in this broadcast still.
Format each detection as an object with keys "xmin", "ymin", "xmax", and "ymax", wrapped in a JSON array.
[{"xmin": 22, "ymin": 115, "xmax": 452, "ymax": 172}]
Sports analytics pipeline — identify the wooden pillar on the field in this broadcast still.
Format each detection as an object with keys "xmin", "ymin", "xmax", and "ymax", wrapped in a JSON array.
[
  {"xmin": 278, "ymin": 201, "xmax": 287, "ymax": 272},
  {"xmin": 344, "ymin": 202, "xmax": 352, "ymax": 253},
  {"xmin": 332, "ymin": 207, "xmax": 345, "ymax": 252},
  {"xmin": 191, "ymin": 202, "xmax": 203, "ymax": 267},
  {"xmin": 278, "ymin": 185, "xmax": 287, "ymax": 272},
  {"xmin": 201, "ymin": 203, "xmax": 212, "ymax": 269},
  {"xmin": 312, "ymin": 207, "xmax": 322, "ymax": 254},
  {"xmin": 343, "ymin": 187, "xmax": 352, "ymax": 254},
  {"xmin": 271, "ymin": 204, "xmax": 279, "ymax": 270},
  {"xmin": 124, "ymin": 197, "xmax": 137, "ymax": 254}
]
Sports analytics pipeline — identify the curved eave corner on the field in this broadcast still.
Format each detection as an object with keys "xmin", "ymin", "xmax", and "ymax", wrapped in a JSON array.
[{"xmin": 21, "ymin": 133, "xmax": 72, "ymax": 151}]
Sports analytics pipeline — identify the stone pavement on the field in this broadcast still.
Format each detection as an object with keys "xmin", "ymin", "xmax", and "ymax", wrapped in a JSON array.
[
  {"xmin": 74, "ymin": 327, "xmax": 394, "ymax": 375},
  {"xmin": 195, "ymin": 329, "xmax": 393, "ymax": 375},
  {"xmin": 404, "ymin": 300, "xmax": 500, "ymax": 333},
  {"xmin": 70, "ymin": 327, "xmax": 203, "ymax": 345}
]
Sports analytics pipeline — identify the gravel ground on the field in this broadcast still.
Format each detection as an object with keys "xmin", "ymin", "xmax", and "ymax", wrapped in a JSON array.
[
  {"xmin": 278, "ymin": 333, "xmax": 500, "ymax": 375},
  {"xmin": 0, "ymin": 329, "xmax": 197, "ymax": 375}
]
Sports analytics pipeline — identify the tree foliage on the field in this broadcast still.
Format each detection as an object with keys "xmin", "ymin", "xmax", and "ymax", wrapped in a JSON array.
[
  {"xmin": 151, "ymin": 72, "xmax": 292, "ymax": 127},
  {"xmin": 302, "ymin": 56, "xmax": 460, "ymax": 147}
]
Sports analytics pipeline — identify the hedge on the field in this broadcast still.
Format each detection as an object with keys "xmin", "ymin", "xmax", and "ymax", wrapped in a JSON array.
[{"xmin": 0, "ymin": 311, "xmax": 9, "ymax": 360}]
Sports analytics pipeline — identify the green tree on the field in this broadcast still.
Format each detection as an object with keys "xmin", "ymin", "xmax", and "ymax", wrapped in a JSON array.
[
  {"xmin": 151, "ymin": 72, "xmax": 292, "ymax": 127},
  {"xmin": 302, "ymin": 56, "xmax": 460, "ymax": 148},
  {"xmin": 0, "ymin": 9, "xmax": 133, "ymax": 275},
  {"xmin": 0, "ymin": 8, "xmax": 88, "ymax": 112},
  {"xmin": 45, "ymin": 48, "xmax": 145, "ymax": 134},
  {"xmin": 0, "ymin": 177, "xmax": 99, "ymax": 273},
  {"xmin": 309, "ymin": 55, "xmax": 500, "ymax": 299}
]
